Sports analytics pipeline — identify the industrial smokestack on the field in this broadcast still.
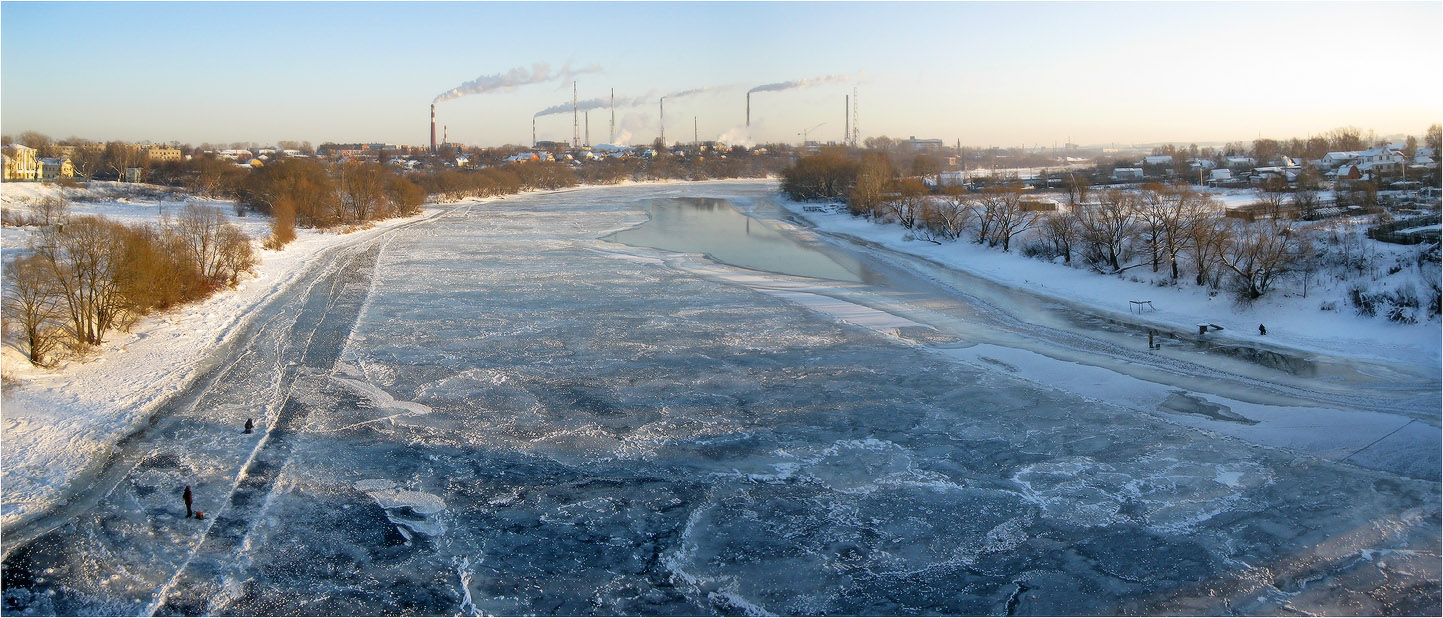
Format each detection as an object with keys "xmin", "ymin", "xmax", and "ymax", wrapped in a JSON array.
[
  {"xmin": 845, "ymin": 95, "xmax": 849, "ymax": 148},
  {"xmin": 430, "ymin": 104, "xmax": 437, "ymax": 153},
  {"xmin": 532, "ymin": 117, "xmax": 536, "ymax": 148},
  {"xmin": 659, "ymin": 97, "xmax": 665, "ymax": 147},
  {"xmin": 585, "ymin": 111, "xmax": 590, "ymax": 147},
  {"xmin": 572, "ymin": 81, "xmax": 579, "ymax": 149},
  {"xmin": 610, "ymin": 88, "xmax": 615, "ymax": 145},
  {"xmin": 746, "ymin": 92, "xmax": 750, "ymax": 128}
]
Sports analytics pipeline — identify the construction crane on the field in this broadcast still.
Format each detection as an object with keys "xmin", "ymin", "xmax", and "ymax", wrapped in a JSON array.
[{"xmin": 798, "ymin": 122, "xmax": 826, "ymax": 149}]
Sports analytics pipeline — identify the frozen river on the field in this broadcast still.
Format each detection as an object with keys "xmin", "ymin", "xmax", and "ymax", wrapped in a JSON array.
[{"xmin": 2, "ymin": 182, "xmax": 1438, "ymax": 615}]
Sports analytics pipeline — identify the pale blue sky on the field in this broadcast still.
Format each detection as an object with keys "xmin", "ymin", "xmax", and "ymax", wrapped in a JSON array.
[{"xmin": 3, "ymin": 1, "xmax": 1439, "ymax": 148}]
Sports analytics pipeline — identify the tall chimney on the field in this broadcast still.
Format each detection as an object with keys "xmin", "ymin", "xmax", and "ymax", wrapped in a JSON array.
[
  {"xmin": 845, "ymin": 95, "xmax": 850, "ymax": 148},
  {"xmin": 572, "ymin": 81, "xmax": 579, "ymax": 149},
  {"xmin": 585, "ymin": 111, "xmax": 590, "ymax": 147},
  {"xmin": 430, "ymin": 104, "xmax": 437, "ymax": 153},
  {"xmin": 659, "ymin": 97, "xmax": 665, "ymax": 147},
  {"xmin": 609, "ymin": 88, "xmax": 615, "ymax": 145},
  {"xmin": 746, "ymin": 92, "xmax": 750, "ymax": 128},
  {"xmin": 532, "ymin": 117, "xmax": 536, "ymax": 148}
]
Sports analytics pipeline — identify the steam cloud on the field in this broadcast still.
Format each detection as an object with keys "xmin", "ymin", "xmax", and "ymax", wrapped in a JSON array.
[
  {"xmin": 534, "ymin": 94, "xmax": 650, "ymax": 118},
  {"xmin": 434, "ymin": 62, "xmax": 602, "ymax": 104},
  {"xmin": 748, "ymin": 74, "xmax": 850, "ymax": 94}
]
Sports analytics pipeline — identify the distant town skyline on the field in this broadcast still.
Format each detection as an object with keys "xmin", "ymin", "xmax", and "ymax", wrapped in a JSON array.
[{"xmin": 2, "ymin": 1, "xmax": 1439, "ymax": 149}]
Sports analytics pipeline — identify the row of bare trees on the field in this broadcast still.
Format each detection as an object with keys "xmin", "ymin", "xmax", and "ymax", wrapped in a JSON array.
[
  {"xmin": 856, "ymin": 179, "xmax": 1307, "ymax": 301},
  {"xmin": 235, "ymin": 159, "xmax": 425, "ymax": 249},
  {"xmin": 4, "ymin": 200, "xmax": 256, "ymax": 366}
]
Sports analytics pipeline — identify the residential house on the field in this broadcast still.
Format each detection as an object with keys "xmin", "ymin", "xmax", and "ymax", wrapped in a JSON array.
[
  {"xmin": 1322, "ymin": 151, "xmax": 1361, "ymax": 168},
  {"xmin": 1113, "ymin": 167, "xmax": 1144, "ymax": 180},
  {"xmin": 38, "ymin": 157, "xmax": 74, "ymax": 180}
]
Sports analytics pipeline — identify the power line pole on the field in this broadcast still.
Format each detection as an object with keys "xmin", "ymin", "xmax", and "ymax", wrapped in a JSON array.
[{"xmin": 852, "ymin": 86, "xmax": 860, "ymax": 147}]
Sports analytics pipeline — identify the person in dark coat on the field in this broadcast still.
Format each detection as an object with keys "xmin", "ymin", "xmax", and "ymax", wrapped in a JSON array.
[
  {"xmin": 183, "ymin": 485, "xmax": 193, "ymax": 518},
  {"xmin": 244, "ymin": 418, "xmax": 254, "ymax": 434},
  {"xmin": 1259, "ymin": 324, "xmax": 1267, "ymax": 336}
]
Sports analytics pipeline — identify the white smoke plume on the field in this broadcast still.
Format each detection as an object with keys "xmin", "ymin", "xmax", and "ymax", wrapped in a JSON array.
[
  {"xmin": 664, "ymin": 85, "xmax": 724, "ymax": 100},
  {"xmin": 535, "ymin": 93, "xmax": 649, "ymax": 118},
  {"xmin": 715, "ymin": 125, "xmax": 754, "ymax": 148},
  {"xmin": 433, "ymin": 62, "xmax": 602, "ymax": 104},
  {"xmin": 612, "ymin": 112, "xmax": 653, "ymax": 146},
  {"xmin": 747, "ymin": 74, "xmax": 850, "ymax": 94}
]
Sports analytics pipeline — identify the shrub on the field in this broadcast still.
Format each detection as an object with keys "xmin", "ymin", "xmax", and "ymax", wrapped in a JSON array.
[{"xmin": 1349, "ymin": 284, "xmax": 1379, "ymax": 317}]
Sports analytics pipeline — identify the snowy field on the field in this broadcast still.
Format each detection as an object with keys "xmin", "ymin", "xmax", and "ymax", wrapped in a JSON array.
[{"xmin": 1, "ymin": 181, "xmax": 1437, "ymax": 615}]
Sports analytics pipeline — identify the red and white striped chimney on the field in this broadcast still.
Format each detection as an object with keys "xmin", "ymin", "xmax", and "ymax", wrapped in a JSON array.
[{"xmin": 430, "ymin": 104, "xmax": 437, "ymax": 153}]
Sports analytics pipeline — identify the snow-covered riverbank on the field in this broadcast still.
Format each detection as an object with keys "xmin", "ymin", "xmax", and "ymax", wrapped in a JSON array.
[
  {"xmin": 0, "ymin": 181, "xmax": 440, "ymax": 530},
  {"xmin": 775, "ymin": 196, "xmax": 1441, "ymax": 371}
]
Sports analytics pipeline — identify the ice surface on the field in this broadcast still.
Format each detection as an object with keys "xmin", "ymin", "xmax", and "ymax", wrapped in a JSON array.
[{"xmin": 2, "ymin": 181, "xmax": 1437, "ymax": 616}]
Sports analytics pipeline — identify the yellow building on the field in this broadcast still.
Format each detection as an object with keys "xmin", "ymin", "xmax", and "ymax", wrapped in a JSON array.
[
  {"xmin": 144, "ymin": 145, "xmax": 183, "ymax": 162},
  {"xmin": 39, "ymin": 157, "xmax": 75, "ymax": 180},
  {"xmin": 2, "ymin": 144, "xmax": 40, "ymax": 180}
]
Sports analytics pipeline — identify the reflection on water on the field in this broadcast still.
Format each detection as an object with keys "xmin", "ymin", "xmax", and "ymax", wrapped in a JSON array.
[{"xmin": 606, "ymin": 198, "xmax": 868, "ymax": 283}]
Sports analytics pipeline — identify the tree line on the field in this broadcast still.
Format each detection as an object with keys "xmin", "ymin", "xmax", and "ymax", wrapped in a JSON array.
[
  {"xmin": 781, "ymin": 149, "xmax": 1440, "ymax": 315},
  {"xmin": 4, "ymin": 199, "xmax": 257, "ymax": 366}
]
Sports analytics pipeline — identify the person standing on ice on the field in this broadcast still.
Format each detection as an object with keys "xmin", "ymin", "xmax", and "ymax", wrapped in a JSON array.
[
  {"xmin": 244, "ymin": 418, "xmax": 254, "ymax": 434},
  {"xmin": 1259, "ymin": 324, "xmax": 1267, "ymax": 336},
  {"xmin": 183, "ymin": 485, "xmax": 193, "ymax": 518}
]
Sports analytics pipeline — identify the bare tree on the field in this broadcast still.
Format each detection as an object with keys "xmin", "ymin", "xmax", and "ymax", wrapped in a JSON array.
[
  {"xmin": 29, "ymin": 196, "xmax": 70, "ymax": 228},
  {"xmin": 1076, "ymin": 188, "xmax": 1138, "ymax": 273},
  {"xmin": 930, "ymin": 185, "xmax": 973, "ymax": 240},
  {"xmin": 34, "ymin": 216, "xmax": 128, "ymax": 346},
  {"xmin": 214, "ymin": 225, "xmax": 256, "ymax": 286},
  {"xmin": 986, "ymin": 186, "xmax": 1039, "ymax": 252},
  {"xmin": 1221, "ymin": 221, "xmax": 1300, "ymax": 300},
  {"xmin": 67, "ymin": 143, "xmax": 104, "ymax": 180},
  {"xmin": 1041, "ymin": 210, "xmax": 1081, "ymax": 264},
  {"xmin": 1186, "ymin": 210, "xmax": 1228, "ymax": 288},
  {"xmin": 848, "ymin": 154, "xmax": 890, "ymax": 219},
  {"xmin": 1063, "ymin": 172, "xmax": 1090, "ymax": 207},
  {"xmin": 881, "ymin": 177, "xmax": 928, "ymax": 230},
  {"xmin": 169, "ymin": 203, "xmax": 230, "ymax": 283},
  {"xmin": 1325, "ymin": 127, "xmax": 1366, "ymax": 152},
  {"xmin": 2, "ymin": 254, "xmax": 63, "ymax": 366},
  {"xmin": 1255, "ymin": 176, "xmax": 1290, "ymax": 220},
  {"xmin": 1138, "ymin": 183, "xmax": 1204, "ymax": 281},
  {"xmin": 104, "ymin": 142, "xmax": 144, "ymax": 181},
  {"xmin": 966, "ymin": 185, "xmax": 1018, "ymax": 246},
  {"xmin": 1293, "ymin": 167, "xmax": 1323, "ymax": 220},
  {"xmin": 1136, "ymin": 183, "xmax": 1172, "ymax": 273},
  {"xmin": 338, "ymin": 161, "xmax": 389, "ymax": 222}
]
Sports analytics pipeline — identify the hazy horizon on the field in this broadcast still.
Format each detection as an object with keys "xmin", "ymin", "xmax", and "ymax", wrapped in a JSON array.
[{"xmin": 3, "ymin": 1, "xmax": 1439, "ymax": 149}]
